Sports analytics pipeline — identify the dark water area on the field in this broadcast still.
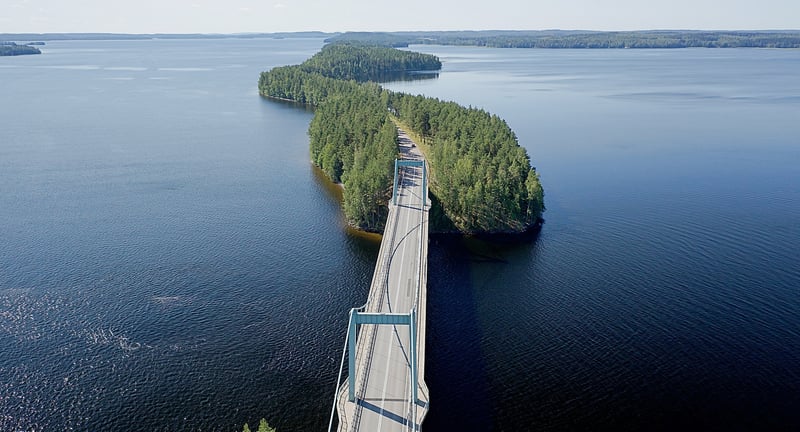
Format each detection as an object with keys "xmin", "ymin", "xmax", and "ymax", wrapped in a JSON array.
[
  {"xmin": 387, "ymin": 47, "xmax": 800, "ymax": 431},
  {"xmin": 0, "ymin": 38, "xmax": 375, "ymax": 431},
  {"xmin": 1, "ymin": 40, "xmax": 799, "ymax": 431}
]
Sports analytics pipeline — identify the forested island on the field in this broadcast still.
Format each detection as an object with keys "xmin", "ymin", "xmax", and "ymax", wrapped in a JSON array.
[
  {"xmin": 0, "ymin": 42, "xmax": 41, "ymax": 56},
  {"xmin": 327, "ymin": 30, "xmax": 800, "ymax": 49},
  {"xmin": 259, "ymin": 43, "xmax": 544, "ymax": 234}
]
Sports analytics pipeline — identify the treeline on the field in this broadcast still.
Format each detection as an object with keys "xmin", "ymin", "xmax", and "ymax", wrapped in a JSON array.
[
  {"xmin": 259, "ymin": 43, "xmax": 544, "ymax": 234},
  {"xmin": 0, "ymin": 42, "xmax": 41, "ymax": 56},
  {"xmin": 308, "ymin": 85, "xmax": 398, "ymax": 230},
  {"xmin": 259, "ymin": 45, "xmax": 407, "ymax": 230},
  {"xmin": 299, "ymin": 43, "xmax": 441, "ymax": 81},
  {"xmin": 256, "ymin": 45, "xmax": 439, "ymax": 105},
  {"xmin": 258, "ymin": 65, "xmax": 364, "ymax": 105},
  {"xmin": 391, "ymin": 94, "xmax": 544, "ymax": 232},
  {"xmin": 327, "ymin": 30, "xmax": 800, "ymax": 49}
]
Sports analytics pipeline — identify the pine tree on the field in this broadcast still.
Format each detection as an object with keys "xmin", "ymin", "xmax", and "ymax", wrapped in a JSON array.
[{"xmin": 257, "ymin": 418, "xmax": 275, "ymax": 432}]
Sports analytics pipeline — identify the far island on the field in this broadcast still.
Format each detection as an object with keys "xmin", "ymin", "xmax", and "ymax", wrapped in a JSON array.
[
  {"xmin": 0, "ymin": 42, "xmax": 41, "ymax": 56},
  {"xmin": 259, "ymin": 43, "xmax": 544, "ymax": 235},
  {"xmin": 327, "ymin": 30, "xmax": 800, "ymax": 49}
]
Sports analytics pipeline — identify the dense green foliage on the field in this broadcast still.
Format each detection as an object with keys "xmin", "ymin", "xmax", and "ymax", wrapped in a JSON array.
[
  {"xmin": 391, "ymin": 94, "xmax": 544, "ymax": 232},
  {"xmin": 299, "ymin": 43, "xmax": 441, "ymax": 81},
  {"xmin": 258, "ymin": 47, "xmax": 404, "ymax": 230},
  {"xmin": 258, "ymin": 65, "xmax": 363, "ymax": 105},
  {"xmin": 242, "ymin": 418, "xmax": 276, "ymax": 432},
  {"xmin": 259, "ymin": 43, "xmax": 544, "ymax": 234},
  {"xmin": 0, "ymin": 42, "xmax": 41, "ymax": 56},
  {"xmin": 257, "ymin": 44, "xmax": 440, "ymax": 101},
  {"xmin": 307, "ymin": 84, "xmax": 398, "ymax": 230},
  {"xmin": 328, "ymin": 30, "xmax": 800, "ymax": 49}
]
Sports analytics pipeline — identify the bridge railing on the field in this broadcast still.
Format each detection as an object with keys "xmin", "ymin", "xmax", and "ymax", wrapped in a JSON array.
[{"xmin": 328, "ymin": 177, "xmax": 403, "ymax": 432}]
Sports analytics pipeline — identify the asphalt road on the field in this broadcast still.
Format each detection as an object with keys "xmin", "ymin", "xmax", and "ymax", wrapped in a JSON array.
[{"xmin": 339, "ymin": 128, "xmax": 429, "ymax": 431}]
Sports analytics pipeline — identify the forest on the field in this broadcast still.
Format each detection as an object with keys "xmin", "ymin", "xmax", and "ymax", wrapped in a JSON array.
[
  {"xmin": 298, "ymin": 43, "xmax": 441, "ymax": 81},
  {"xmin": 258, "ymin": 43, "xmax": 544, "ymax": 234},
  {"xmin": 390, "ymin": 94, "xmax": 544, "ymax": 232},
  {"xmin": 327, "ymin": 30, "xmax": 800, "ymax": 49}
]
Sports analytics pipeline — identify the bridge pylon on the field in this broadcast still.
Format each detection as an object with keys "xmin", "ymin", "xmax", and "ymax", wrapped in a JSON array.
[
  {"xmin": 346, "ymin": 310, "xmax": 420, "ymax": 403},
  {"xmin": 393, "ymin": 159, "xmax": 427, "ymax": 206}
]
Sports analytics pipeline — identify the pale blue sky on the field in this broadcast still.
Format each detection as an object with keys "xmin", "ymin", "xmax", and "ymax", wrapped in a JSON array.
[{"xmin": 3, "ymin": 0, "xmax": 798, "ymax": 33}]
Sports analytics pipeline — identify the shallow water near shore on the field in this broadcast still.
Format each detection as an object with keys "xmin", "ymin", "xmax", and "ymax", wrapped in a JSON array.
[{"xmin": 1, "ymin": 40, "xmax": 799, "ymax": 431}]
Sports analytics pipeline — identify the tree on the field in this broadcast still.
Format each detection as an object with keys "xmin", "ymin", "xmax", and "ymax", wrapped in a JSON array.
[{"xmin": 258, "ymin": 418, "xmax": 276, "ymax": 432}]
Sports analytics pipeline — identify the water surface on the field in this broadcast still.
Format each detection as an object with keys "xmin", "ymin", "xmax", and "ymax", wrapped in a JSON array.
[
  {"xmin": 1, "ymin": 41, "xmax": 799, "ymax": 431},
  {"xmin": 387, "ymin": 46, "xmax": 800, "ymax": 431}
]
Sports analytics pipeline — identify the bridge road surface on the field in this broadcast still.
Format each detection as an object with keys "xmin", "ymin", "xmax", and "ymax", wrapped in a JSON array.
[{"xmin": 337, "ymin": 129, "xmax": 430, "ymax": 431}]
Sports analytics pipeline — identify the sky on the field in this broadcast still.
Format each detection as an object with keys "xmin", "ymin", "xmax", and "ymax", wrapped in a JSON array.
[{"xmin": 2, "ymin": 0, "xmax": 798, "ymax": 34}]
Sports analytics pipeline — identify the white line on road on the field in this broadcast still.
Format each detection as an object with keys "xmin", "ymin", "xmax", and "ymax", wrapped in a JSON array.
[{"xmin": 375, "ymin": 167, "xmax": 416, "ymax": 431}]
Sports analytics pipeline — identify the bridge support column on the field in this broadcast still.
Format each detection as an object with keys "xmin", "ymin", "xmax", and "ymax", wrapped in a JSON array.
[
  {"xmin": 346, "ymin": 311, "xmax": 417, "ymax": 403},
  {"xmin": 421, "ymin": 163, "xmax": 427, "ymax": 207},
  {"xmin": 410, "ymin": 308, "xmax": 418, "ymax": 403},
  {"xmin": 394, "ymin": 159, "xmax": 427, "ymax": 208},
  {"xmin": 347, "ymin": 309, "xmax": 358, "ymax": 402},
  {"xmin": 393, "ymin": 159, "xmax": 400, "ymax": 206}
]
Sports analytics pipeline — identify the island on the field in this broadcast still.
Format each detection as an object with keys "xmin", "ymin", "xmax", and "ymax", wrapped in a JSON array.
[
  {"xmin": 0, "ymin": 42, "xmax": 41, "ymax": 56},
  {"xmin": 259, "ymin": 43, "xmax": 544, "ymax": 235}
]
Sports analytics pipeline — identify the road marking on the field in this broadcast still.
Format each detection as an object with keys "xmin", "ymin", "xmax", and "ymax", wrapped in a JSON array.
[
  {"xmin": 376, "ymin": 167, "xmax": 416, "ymax": 431},
  {"xmin": 356, "ymin": 164, "xmax": 423, "ymax": 431}
]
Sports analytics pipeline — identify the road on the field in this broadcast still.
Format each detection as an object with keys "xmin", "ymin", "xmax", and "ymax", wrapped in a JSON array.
[{"xmin": 336, "ymin": 128, "xmax": 430, "ymax": 431}]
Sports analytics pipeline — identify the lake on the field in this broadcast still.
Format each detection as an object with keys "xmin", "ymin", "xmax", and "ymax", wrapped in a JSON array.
[{"xmin": 1, "ymin": 39, "xmax": 799, "ymax": 431}]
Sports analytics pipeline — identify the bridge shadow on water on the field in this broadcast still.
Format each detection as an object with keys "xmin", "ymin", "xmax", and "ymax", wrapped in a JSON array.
[
  {"xmin": 422, "ymin": 235, "xmax": 496, "ymax": 431},
  {"xmin": 421, "ymin": 227, "xmax": 546, "ymax": 431}
]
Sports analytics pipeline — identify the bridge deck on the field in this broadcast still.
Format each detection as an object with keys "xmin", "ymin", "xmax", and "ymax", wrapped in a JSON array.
[{"xmin": 336, "ymin": 130, "xmax": 430, "ymax": 432}]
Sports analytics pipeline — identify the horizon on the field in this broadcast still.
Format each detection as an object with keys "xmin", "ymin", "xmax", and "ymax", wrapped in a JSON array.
[{"xmin": 3, "ymin": 28, "xmax": 799, "ymax": 36}]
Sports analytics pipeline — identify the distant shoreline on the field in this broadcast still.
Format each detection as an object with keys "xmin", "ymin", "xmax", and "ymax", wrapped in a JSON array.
[
  {"xmin": 328, "ymin": 30, "xmax": 800, "ymax": 49},
  {"xmin": 2, "ymin": 30, "xmax": 800, "ymax": 48},
  {"xmin": 0, "ymin": 32, "xmax": 335, "ymax": 42}
]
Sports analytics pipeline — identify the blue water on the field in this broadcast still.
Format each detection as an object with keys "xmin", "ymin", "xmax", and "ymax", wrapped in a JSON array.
[
  {"xmin": 1, "ymin": 40, "xmax": 799, "ymax": 431},
  {"xmin": 388, "ymin": 47, "xmax": 800, "ymax": 431},
  {"xmin": 0, "ymin": 39, "xmax": 376, "ymax": 431}
]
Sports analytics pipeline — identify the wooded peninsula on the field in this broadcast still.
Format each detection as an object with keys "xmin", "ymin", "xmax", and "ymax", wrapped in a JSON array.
[{"xmin": 259, "ymin": 43, "xmax": 544, "ymax": 235}]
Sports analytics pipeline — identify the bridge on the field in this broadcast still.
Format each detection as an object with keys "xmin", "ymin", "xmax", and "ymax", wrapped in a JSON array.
[{"xmin": 328, "ymin": 129, "xmax": 431, "ymax": 432}]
